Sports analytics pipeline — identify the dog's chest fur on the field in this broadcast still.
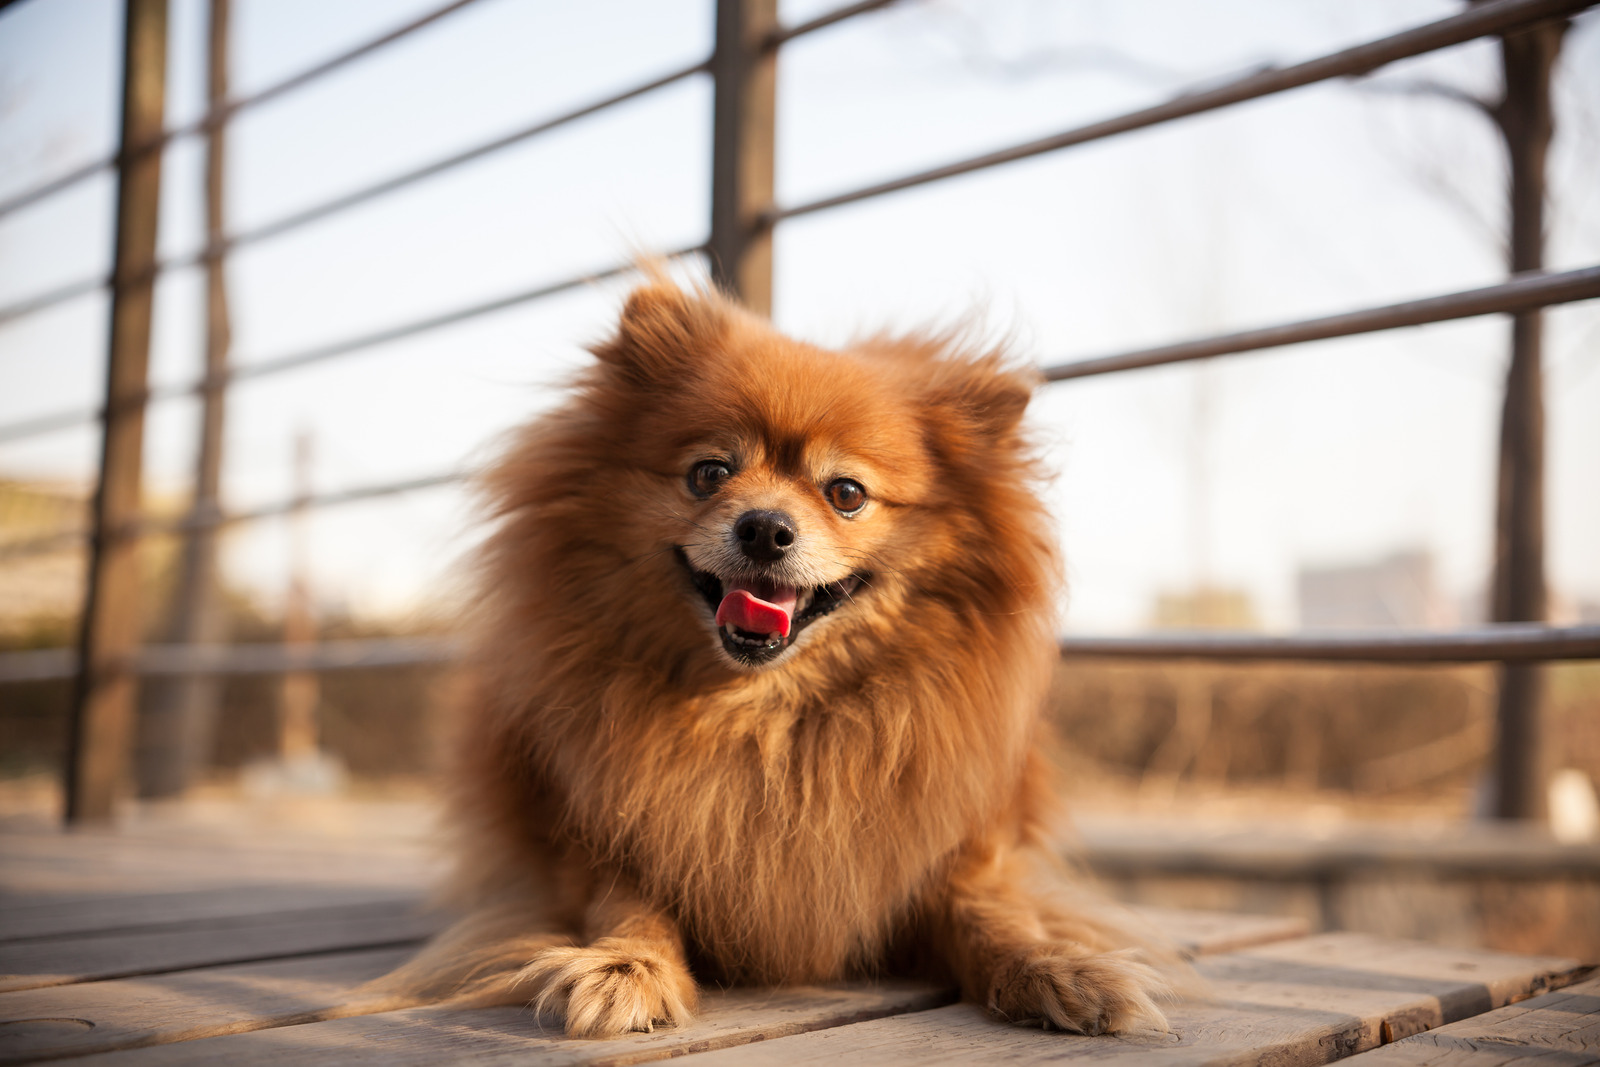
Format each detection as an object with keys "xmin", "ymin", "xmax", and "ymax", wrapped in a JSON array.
[{"xmin": 549, "ymin": 679, "xmax": 1026, "ymax": 984}]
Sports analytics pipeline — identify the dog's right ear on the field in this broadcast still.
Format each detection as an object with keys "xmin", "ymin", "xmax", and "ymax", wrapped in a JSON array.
[{"xmin": 593, "ymin": 281, "xmax": 724, "ymax": 386}]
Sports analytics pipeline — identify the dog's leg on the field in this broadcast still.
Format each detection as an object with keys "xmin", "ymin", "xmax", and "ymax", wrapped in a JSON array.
[
  {"xmin": 932, "ymin": 842, "xmax": 1172, "ymax": 1035},
  {"xmin": 515, "ymin": 873, "xmax": 698, "ymax": 1037}
]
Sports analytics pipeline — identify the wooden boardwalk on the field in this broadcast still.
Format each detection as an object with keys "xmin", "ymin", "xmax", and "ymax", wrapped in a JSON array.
[{"xmin": 0, "ymin": 817, "xmax": 1593, "ymax": 1065}]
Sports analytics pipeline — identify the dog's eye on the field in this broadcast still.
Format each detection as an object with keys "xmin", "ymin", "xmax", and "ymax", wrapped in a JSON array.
[
  {"xmin": 826, "ymin": 478, "xmax": 867, "ymax": 514},
  {"xmin": 689, "ymin": 461, "xmax": 732, "ymax": 497}
]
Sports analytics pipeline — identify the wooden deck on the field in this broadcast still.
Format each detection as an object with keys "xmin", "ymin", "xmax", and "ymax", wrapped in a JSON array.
[{"xmin": 1, "ymin": 814, "xmax": 1593, "ymax": 1065}]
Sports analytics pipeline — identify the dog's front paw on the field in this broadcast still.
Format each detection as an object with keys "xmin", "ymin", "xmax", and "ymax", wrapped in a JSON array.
[
  {"xmin": 988, "ymin": 943, "xmax": 1172, "ymax": 1035},
  {"xmin": 517, "ymin": 937, "xmax": 697, "ymax": 1037}
]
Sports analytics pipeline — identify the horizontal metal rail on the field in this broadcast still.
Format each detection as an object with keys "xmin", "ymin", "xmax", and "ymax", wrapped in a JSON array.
[
  {"xmin": 228, "ymin": 246, "xmax": 703, "ymax": 383},
  {"xmin": 4, "ymin": 623, "xmax": 1597, "ymax": 684},
  {"xmin": 218, "ymin": 62, "xmax": 711, "ymax": 253},
  {"xmin": 0, "ymin": 470, "xmax": 467, "ymax": 561},
  {"xmin": 1041, "ymin": 266, "xmax": 1600, "ymax": 381},
  {"xmin": 0, "ymin": 62, "xmax": 712, "ymax": 329},
  {"xmin": 0, "ymin": 66, "xmax": 701, "ymax": 332},
  {"xmin": 3, "ymin": 260, "xmax": 1591, "ymax": 450},
  {"xmin": 0, "ymin": 278, "xmax": 106, "ymax": 329},
  {"xmin": 0, "ymin": 528, "xmax": 86, "ymax": 561},
  {"xmin": 0, "ymin": 0, "xmax": 902, "ymax": 328},
  {"xmin": 767, "ymin": 0, "xmax": 1594, "ymax": 224},
  {"xmin": 0, "ymin": 637, "xmax": 463, "ymax": 684},
  {"xmin": 0, "ymin": 248, "xmax": 703, "ymax": 445},
  {"xmin": 0, "ymin": 0, "xmax": 489, "ymax": 224},
  {"xmin": 1057, "ymin": 624, "xmax": 1600, "ymax": 663},
  {"xmin": 3, "ymin": 265, "xmax": 1593, "ymax": 451}
]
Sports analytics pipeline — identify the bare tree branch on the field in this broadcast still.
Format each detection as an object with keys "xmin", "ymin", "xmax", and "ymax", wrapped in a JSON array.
[{"xmin": 1356, "ymin": 75, "xmax": 1501, "ymax": 124}]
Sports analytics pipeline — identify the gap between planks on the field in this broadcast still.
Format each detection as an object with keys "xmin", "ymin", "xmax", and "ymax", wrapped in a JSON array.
[
  {"xmin": 1343, "ymin": 973, "xmax": 1600, "ymax": 1066},
  {"xmin": 0, "ymin": 898, "xmax": 442, "ymax": 992}
]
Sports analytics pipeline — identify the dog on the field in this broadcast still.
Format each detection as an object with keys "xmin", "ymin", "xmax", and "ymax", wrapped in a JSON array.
[{"xmin": 370, "ymin": 276, "xmax": 1178, "ymax": 1037}]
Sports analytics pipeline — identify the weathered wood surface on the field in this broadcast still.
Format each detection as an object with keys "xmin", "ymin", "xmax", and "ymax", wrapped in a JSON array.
[
  {"xmin": 668, "ymin": 934, "xmax": 1582, "ymax": 1066},
  {"xmin": 0, "ymin": 822, "xmax": 438, "ymax": 902},
  {"xmin": 0, "ymin": 898, "xmax": 440, "ymax": 992},
  {"xmin": 60, "ymin": 981, "xmax": 954, "ymax": 1066},
  {"xmin": 0, "ymin": 886, "xmax": 1303, "ymax": 1063},
  {"xmin": 1135, "ymin": 906, "xmax": 1308, "ymax": 957},
  {"xmin": 0, "ymin": 946, "xmax": 410, "ymax": 1064},
  {"xmin": 0, "ymin": 820, "xmax": 1582, "ymax": 1064},
  {"xmin": 0, "ymin": 884, "xmax": 420, "ymax": 943},
  {"xmin": 1346, "ymin": 974, "xmax": 1600, "ymax": 1065}
]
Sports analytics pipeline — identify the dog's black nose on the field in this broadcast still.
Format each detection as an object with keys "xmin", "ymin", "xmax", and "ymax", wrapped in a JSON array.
[{"xmin": 735, "ymin": 510, "xmax": 796, "ymax": 562}]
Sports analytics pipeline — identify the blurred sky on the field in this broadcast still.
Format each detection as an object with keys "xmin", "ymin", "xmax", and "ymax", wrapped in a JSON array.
[{"xmin": 0, "ymin": 0, "xmax": 1597, "ymax": 633}]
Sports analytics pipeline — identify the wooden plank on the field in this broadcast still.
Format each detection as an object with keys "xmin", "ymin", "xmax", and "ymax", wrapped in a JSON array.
[
  {"xmin": 0, "ymin": 885, "xmax": 422, "ymax": 943},
  {"xmin": 12, "ymin": 911, "xmax": 1303, "ymax": 1064},
  {"xmin": 0, "ymin": 825, "xmax": 437, "ymax": 900},
  {"xmin": 0, "ymin": 906, "xmax": 1300, "ymax": 1061},
  {"xmin": 0, "ymin": 900, "xmax": 440, "ymax": 992},
  {"xmin": 1344, "ymin": 974, "xmax": 1600, "ymax": 1065},
  {"xmin": 55, "ymin": 981, "xmax": 952, "ymax": 1066},
  {"xmin": 0, "ymin": 946, "xmax": 409, "ymax": 1065},
  {"xmin": 658, "ymin": 934, "xmax": 1582, "ymax": 1066}
]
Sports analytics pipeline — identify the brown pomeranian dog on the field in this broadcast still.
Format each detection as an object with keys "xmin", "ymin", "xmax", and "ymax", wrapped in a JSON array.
[{"xmin": 372, "ymin": 277, "xmax": 1177, "ymax": 1038}]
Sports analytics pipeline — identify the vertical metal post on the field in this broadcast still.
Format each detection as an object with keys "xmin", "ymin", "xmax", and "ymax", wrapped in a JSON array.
[
  {"xmin": 280, "ymin": 429, "xmax": 319, "ymax": 763},
  {"xmin": 66, "ymin": 0, "xmax": 169, "ymax": 823},
  {"xmin": 1487, "ymin": 13, "xmax": 1565, "ymax": 821},
  {"xmin": 709, "ymin": 0, "xmax": 777, "ymax": 317},
  {"xmin": 138, "ymin": 0, "xmax": 231, "ymax": 799}
]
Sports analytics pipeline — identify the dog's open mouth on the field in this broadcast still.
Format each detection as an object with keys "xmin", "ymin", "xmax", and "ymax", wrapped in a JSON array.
[{"xmin": 675, "ymin": 548, "xmax": 866, "ymax": 666}]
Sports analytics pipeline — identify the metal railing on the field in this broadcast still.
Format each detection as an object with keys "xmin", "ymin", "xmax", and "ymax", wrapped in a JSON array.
[{"xmin": 0, "ymin": 0, "xmax": 1595, "ymax": 822}]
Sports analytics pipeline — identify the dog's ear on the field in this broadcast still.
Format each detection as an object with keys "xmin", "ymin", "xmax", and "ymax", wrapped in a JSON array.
[
  {"xmin": 594, "ymin": 281, "xmax": 724, "ymax": 385},
  {"xmin": 921, "ymin": 353, "xmax": 1037, "ymax": 443}
]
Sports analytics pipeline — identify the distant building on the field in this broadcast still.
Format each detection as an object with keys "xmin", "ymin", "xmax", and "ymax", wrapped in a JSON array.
[
  {"xmin": 1297, "ymin": 548, "xmax": 1452, "ymax": 630},
  {"xmin": 1150, "ymin": 586, "xmax": 1259, "ymax": 631}
]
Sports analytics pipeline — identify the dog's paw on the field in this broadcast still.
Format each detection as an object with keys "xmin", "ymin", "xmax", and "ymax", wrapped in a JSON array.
[
  {"xmin": 987, "ymin": 943, "xmax": 1172, "ymax": 1035},
  {"xmin": 516, "ymin": 937, "xmax": 697, "ymax": 1037}
]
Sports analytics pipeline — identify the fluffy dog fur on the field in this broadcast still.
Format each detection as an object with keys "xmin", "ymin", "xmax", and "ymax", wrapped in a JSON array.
[{"xmin": 369, "ymin": 278, "xmax": 1179, "ymax": 1037}]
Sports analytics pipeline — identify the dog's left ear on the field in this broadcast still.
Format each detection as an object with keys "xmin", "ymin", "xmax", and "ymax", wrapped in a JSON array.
[
  {"xmin": 594, "ymin": 281, "xmax": 725, "ymax": 386},
  {"xmin": 921, "ymin": 354, "xmax": 1037, "ymax": 443}
]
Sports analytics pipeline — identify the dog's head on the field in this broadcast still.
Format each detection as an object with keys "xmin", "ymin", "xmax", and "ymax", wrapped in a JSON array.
[{"xmin": 491, "ymin": 280, "xmax": 1055, "ymax": 678}]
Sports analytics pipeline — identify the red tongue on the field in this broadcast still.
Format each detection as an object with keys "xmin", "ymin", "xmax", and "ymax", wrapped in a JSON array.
[{"xmin": 715, "ymin": 586, "xmax": 795, "ymax": 638}]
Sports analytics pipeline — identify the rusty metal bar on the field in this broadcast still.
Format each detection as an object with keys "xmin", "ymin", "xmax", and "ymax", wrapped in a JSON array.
[
  {"xmin": 0, "ymin": 471, "xmax": 466, "ymax": 563},
  {"xmin": 137, "ymin": 0, "xmax": 233, "ymax": 800},
  {"xmin": 767, "ymin": 0, "xmax": 1595, "ymax": 225},
  {"xmin": 1041, "ymin": 266, "xmax": 1600, "ymax": 381},
  {"xmin": 222, "ymin": 60, "xmax": 709, "ymax": 251},
  {"xmin": 0, "ymin": 528, "xmax": 87, "ymax": 561},
  {"xmin": 0, "ymin": 250, "xmax": 703, "ymax": 446},
  {"xmin": 0, "ymin": 0, "xmax": 487, "ymax": 225},
  {"xmin": 1487, "ymin": 9, "xmax": 1568, "ymax": 822},
  {"xmin": 66, "ymin": 0, "xmax": 168, "ymax": 824},
  {"xmin": 0, "ymin": 638, "xmax": 461, "ymax": 683},
  {"xmin": 0, "ymin": 159, "xmax": 112, "ymax": 224},
  {"xmin": 140, "ymin": 469, "xmax": 467, "ymax": 536},
  {"xmin": 0, "ymin": 408, "xmax": 102, "ymax": 446},
  {"xmin": 1057, "ymin": 624, "xmax": 1600, "ymax": 664},
  {"xmin": 7, "ymin": 624, "xmax": 1599, "ymax": 686},
  {"xmin": 228, "ymin": 248, "xmax": 703, "ymax": 383},
  {"xmin": 764, "ymin": 0, "xmax": 899, "ymax": 49},
  {"xmin": 139, "ymin": 637, "xmax": 461, "ymax": 675},
  {"xmin": 710, "ymin": 0, "xmax": 777, "ymax": 315},
  {"xmin": 0, "ymin": 58, "xmax": 717, "ymax": 331},
  {"xmin": 0, "ymin": 278, "xmax": 106, "ymax": 329},
  {"xmin": 5, "ymin": 259, "xmax": 1592, "ymax": 448}
]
